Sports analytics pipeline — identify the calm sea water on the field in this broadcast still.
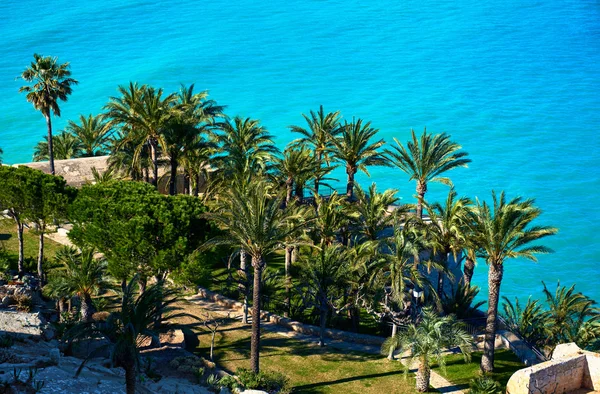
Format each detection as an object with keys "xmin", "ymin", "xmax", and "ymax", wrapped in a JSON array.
[{"xmin": 1, "ymin": 1, "xmax": 599, "ymax": 304}]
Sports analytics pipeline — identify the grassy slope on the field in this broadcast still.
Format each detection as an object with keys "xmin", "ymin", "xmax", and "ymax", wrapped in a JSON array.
[
  {"xmin": 172, "ymin": 299, "xmax": 438, "ymax": 394},
  {"xmin": 432, "ymin": 349, "xmax": 523, "ymax": 391},
  {"xmin": 0, "ymin": 219, "xmax": 64, "ymax": 269}
]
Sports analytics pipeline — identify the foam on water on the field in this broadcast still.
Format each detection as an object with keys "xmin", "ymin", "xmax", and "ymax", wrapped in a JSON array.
[{"xmin": 1, "ymin": 0, "xmax": 599, "ymax": 303}]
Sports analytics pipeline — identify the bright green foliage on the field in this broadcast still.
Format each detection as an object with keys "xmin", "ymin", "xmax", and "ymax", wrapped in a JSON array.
[
  {"xmin": 501, "ymin": 296, "xmax": 550, "ymax": 348},
  {"xmin": 468, "ymin": 376, "xmax": 501, "ymax": 394},
  {"xmin": 442, "ymin": 283, "xmax": 486, "ymax": 319},
  {"xmin": 385, "ymin": 128, "xmax": 470, "ymax": 218},
  {"xmin": 330, "ymin": 119, "xmax": 387, "ymax": 199},
  {"xmin": 47, "ymin": 247, "xmax": 108, "ymax": 321},
  {"xmin": 65, "ymin": 114, "xmax": 112, "ymax": 157},
  {"xmin": 381, "ymin": 307, "xmax": 473, "ymax": 392},
  {"xmin": 213, "ymin": 116, "xmax": 279, "ymax": 177},
  {"xmin": 351, "ymin": 183, "xmax": 399, "ymax": 241},
  {"xmin": 33, "ymin": 131, "xmax": 83, "ymax": 161},
  {"xmin": 273, "ymin": 146, "xmax": 317, "ymax": 204},
  {"xmin": 542, "ymin": 281, "xmax": 600, "ymax": 351},
  {"xmin": 310, "ymin": 192, "xmax": 351, "ymax": 246},
  {"xmin": 69, "ymin": 180, "xmax": 209, "ymax": 283}
]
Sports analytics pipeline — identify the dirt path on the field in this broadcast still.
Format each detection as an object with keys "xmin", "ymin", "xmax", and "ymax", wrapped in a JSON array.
[{"xmin": 185, "ymin": 295, "xmax": 466, "ymax": 394}]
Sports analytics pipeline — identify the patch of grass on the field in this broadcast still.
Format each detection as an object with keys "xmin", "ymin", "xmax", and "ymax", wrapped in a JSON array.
[
  {"xmin": 171, "ymin": 300, "xmax": 437, "ymax": 394},
  {"xmin": 0, "ymin": 219, "xmax": 64, "ymax": 271},
  {"xmin": 432, "ymin": 349, "xmax": 524, "ymax": 391}
]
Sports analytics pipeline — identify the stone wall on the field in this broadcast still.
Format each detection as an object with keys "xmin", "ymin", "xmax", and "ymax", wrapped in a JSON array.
[
  {"xmin": 506, "ymin": 343, "xmax": 600, "ymax": 394},
  {"xmin": 0, "ymin": 310, "xmax": 48, "ymax": 338}
]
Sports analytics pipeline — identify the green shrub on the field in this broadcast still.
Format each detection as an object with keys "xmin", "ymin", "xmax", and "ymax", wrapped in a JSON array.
[
  {"xmin": 469, "ymin": 376, "xmax": 501, "ymax": 394},
  {"xmin": 236, "ymin": 368, "xmax": 292, "ymax": 394},
  {"xmin": 171, "ymin": 252, "xmax": 212, "ymax": 288}
]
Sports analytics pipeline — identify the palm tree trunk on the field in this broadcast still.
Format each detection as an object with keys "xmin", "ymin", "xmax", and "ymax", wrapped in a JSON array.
[
  {"xmin": 169, "ymin": 155, "xmax": 178, "ymax": 195},
  {"xmin": 481, "ymin": 262, "xmax": 503, "ymax": 373},
  {"xmin": 37, "ymin": 231, "xmax": 44, "ymax": 280},
  {"xmin": 387, "ymin": 323, "xmax": 398, "ymax": 360},
  {"xmin": 239, "ymin": 250, "xmax": 249, "ymax": 324},
  {"xmin": 416, "ymin": 181, "xmax": 427, "ymax": 219},
  {"xmin": 58, "ymin": 298, "xmax": 67, "ymax": 317},
  {"xmin": 194, "ymin": 173, "xmax": 200, "ymax": 197},
  {"xmin": 346, "ymin": 166, "xmax": 356, "ymax": 200},
  {"xmin": 150, "ymin": 140, "xmax": 158, "ymax": 187},
  {"xmin": 416, "ymin": 357, "xmax": 431, "ymax": 392},
  {"xmin": 463, "ymin": 251, "xmax": 475, "ymax": 290},
  {"xmin": 284, "ymin": 245, "xmax": 293, "ymax": 318},
  {"xmin": 314, "ymin": 152, "xmax": 322, "ymax": 196},
  {"xmin": 285, "ymin": 180, "xmax": 293, "ymax": 207},
  {"xmin": 250, "ymin": 255, "xmax": 264, "ymax": 374},
  {"xmin": 124, "ymin": 362, "xmax": 137, "ymax": 394},
  {"xmin": 45, "ymin": 114, "xmax": 55, "ymax": 175},
  {"xmin": 80, "ymin": 293, "xmax": 95, "ymax": 322},
  {"xmin": 144, "ymin": 167, "xmax": 150, "ymax": 183},
  {"xmin": 295, "ymin": 183, "xmax": 303, "ymax": 204},
  {"xmin": 318, "ymin": 301, "xmax": 327, "ymax": 347},
  {"xmin": 183, "ymin": 172, "xmax": 190, "ymax": 195},
  {"xmin": 15, "ymin": 217, "xmax": 24, "ymax": 275}
]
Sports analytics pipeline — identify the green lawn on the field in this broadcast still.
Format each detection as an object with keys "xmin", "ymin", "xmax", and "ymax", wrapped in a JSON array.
[
  {"xmin": 432, "ymin": 349, "xmax": 524, "ymax": 391},
  {"xmin": 173, "ymin": 300, "xmax": 438, "ymax": 394},
  {"xmin": 0, "ymin": 219, "xmax": 64, "ymax": 271}
]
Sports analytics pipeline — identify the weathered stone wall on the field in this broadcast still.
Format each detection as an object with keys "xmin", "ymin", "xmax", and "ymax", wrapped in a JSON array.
[
  {"xmin": 14, "ymin": 156, "xmax": 111, "ymax": 187},
  {"xmin": 506, "ymin": 343, "xmax": 600, "ymax": 394},
  {"xmin": 0, "ymin": 310, "xmax": 47, "ymax": 337}
]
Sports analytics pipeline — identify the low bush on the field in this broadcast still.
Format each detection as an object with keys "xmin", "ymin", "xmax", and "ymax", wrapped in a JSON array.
[
  {"xmin": 469, "ymin": 376, "xmax": 501, "ymax": 394},
  {"xmin": 236, "ymin": 368, "xmax": 292, "ymax": 394},
  {"xmin": 14, "ymin": 294, "xmax": 32, "ymax": 312}
]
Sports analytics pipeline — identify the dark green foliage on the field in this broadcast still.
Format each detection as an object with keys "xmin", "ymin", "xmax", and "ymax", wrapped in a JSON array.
[
  {"xmin": 501, "ymin": 295, "xmax": 549, "ymax": 348},
  {"xmin": 443, "ymin": 284, "xmax": 486, "ymax": 319},
  {"xmin": 171, "ymin": 251, "xmax": 212, "ymax": 288},
  {"xmin": 0, "ymin": 335, "xmax": 14, "ymax": 348},
  {"xmin": 69, "ymin": 180, "xmax": 210, "ymax": 282},
  {"xmin": 235, "ymin": 368, "xmax": 292, "ymax": 394}
]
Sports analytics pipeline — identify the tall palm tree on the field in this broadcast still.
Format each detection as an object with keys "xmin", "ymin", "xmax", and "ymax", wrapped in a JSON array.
[
  {"xmin": 385, "ymin": 129, "xmax": 470, "ymax": 218},
  {"xmin": 204, "ymin": 180, "xmax": 308, "ymax": 373},
  {"xmin": 351, "ymin": 183, "xmax": 399, "ymax": 242},
  {"xmin": 310, "ymin": 192, "xmax": 351, "ymax": 246},
  {"xmin": 472, "ymin": 191, "xmax": 557, "ymax": 372},
  {"xmin": 68, "ymin": 276, "xmax": 180, "ymax": 394},
  {"xmin": 214, "ymin": 117, "xmax": 279, "ymax": 177},
  {"xmin": 422, "ymin": 189, "xmax": 472, "ymax": 298},
  {"xmin": 0, "ymin": 147, "xmax": 3, "ymax": 165},
  {"xmin": 289, "ymin": 106, "xmax": 341, "ymax": 195},
  {"xmin": 19, "ymin": 54, "xmax": 78, "ymax": 175},
  {"xmin": 66, "ymin": 114, "xmax": 112, "ymax": 157},
  {"xmin": 51, "ymin": 246, "xmax": 108, "ymax": 322},
  {"xmin": 331, "ymin": 119, "xmax": 387, "ymax": 200},
  {"xmin": 107, "ymin": 130, "xmax": 151, "ymax": 182},
  {"xmin": 33, "ymin": 131, "xmax": 83, "ymax": 161},
  {"xmin": 382, "ymin": 307, "xmax": 473, "ymax": 392}
]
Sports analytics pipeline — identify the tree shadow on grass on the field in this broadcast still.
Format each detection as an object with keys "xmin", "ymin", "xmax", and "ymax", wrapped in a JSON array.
[
  {"xmin": 292, "ymin": 370, "xmax": 405, "ymax": 393},
  {"xmin": 0, "ymin": 234, "xmax": 11, "ymax": 241}
]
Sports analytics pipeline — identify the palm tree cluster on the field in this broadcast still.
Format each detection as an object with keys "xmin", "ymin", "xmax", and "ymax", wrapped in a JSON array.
[
  {"xmin": 502, "ymin": 281, "xmax": 600, "ymax": 353},
  {"xmin": 16, "ymin": 56, "xmax": 562, "ymax": 380}
]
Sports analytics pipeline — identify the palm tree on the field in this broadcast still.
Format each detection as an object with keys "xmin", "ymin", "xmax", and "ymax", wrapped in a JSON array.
[
  {"xmin": 289, "ymin": 106, "xmax": 341, "ymax": 195},
  {"xmin": 204, "ymin": 180, "xmax": 308, "ymax": 373},
  {"xmin": 542, "ymin": 281, "xmax": 600, "ymax": 350},
  {"xmin": 351, "ymin": 183, "xmax": 399, "ymax": 242},
  {"xmin": 310, "ymin": 192, "xmax": 351, "ymax": 246},
  {"xmin": 68, "ymin": 276, "xmax": 180, "ymax": 394},
  {"xmin": 331, "ymin": 119, "xmax": 387, "ymax": 200},
  {"xmin": 19, "ymin": 54, "xmax": 78, "ymax": 175},
  {"xmin": 299, "ymin": 244, "xmax": 350, "ymax": 346},
  {"xmin": 214, "ymin": 116, "xmax": 279, "ymax": 177},
  {"xmin": 33, "ymin": 131, "xmax": 83, "ymax": 161},
  {"xmin": 422, "ymin": 189, "xmax": 472, "ymax": 298},
  {"xmin": 501, "ymin": 295, "xmax": 550, "ymax": 349},
  {"xmin": 273, "ymin": 146, "xmax": 316, "ymax": 206},
  {"xmin": 472, "ymin": 191, "xmax": 557, "ymax": 372},
  {"xmin": 382, "ymin": 307, "xmax": 473, "ymax": 392},
  {"xmin": 163, "ymin": 84, "xmax": 223, "ymax": 195},
  {"xmin": 0, "ymin": 147, "xmax": 3, "ymax": 165},
  {"xmin": 51, "ymin": 246, "xmax": 108, "ymax": 322},
  {"xmin": 105, "ymin": 83, "xmax": 174, "ymax": 186},
  {"xmin": 385, "ymin": 129, "xmax": 471, "ymax": 218},
  {"xmin": 107, "ymin": 130, "xmax": 150, "ymax": 182},
  {"xmin": 66, "ymin": 114, "xmax": 112, "ymax": 156}
]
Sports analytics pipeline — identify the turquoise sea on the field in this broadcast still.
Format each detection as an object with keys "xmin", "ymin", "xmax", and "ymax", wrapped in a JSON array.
[{"xmin": 1, "ymin": 1, "xmax": 599, "ymax": 303}]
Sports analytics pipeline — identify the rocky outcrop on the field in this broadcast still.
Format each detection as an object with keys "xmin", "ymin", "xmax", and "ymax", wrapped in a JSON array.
[
  {"xmin": 506, "ymin": 343, "xmax": 600, "ymax": 394},
  {"xmin": 0, "ymin": 310, "xmax": 53, "ymax": 339}
]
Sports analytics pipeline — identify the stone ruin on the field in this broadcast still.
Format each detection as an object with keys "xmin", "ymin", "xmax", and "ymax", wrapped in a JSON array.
[{"xmin": 506, "ymin": 343, "xmax": 600, "ymax": 394}]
